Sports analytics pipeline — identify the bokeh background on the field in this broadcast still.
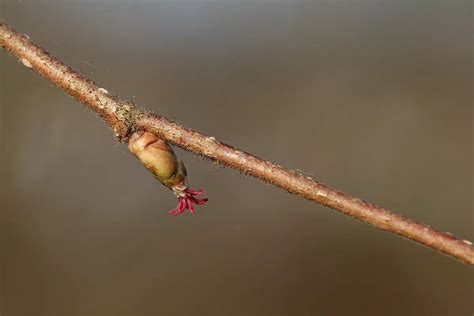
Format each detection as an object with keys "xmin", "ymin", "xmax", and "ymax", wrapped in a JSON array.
[{"xmin": 1, "ymin": 1, "xmax": 472, "ymax": 315}]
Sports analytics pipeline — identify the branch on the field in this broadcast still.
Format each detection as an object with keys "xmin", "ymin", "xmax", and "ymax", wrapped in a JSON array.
[{"xmin": 1, "ymin": 21, "xmax": 473, "ymax": 264}]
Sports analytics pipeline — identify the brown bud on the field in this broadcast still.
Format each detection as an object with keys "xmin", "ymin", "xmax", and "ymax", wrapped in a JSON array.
[
  {"xmin": 128, "ymin": 131, "xmax": 208, "ymax": 215},
  {"xmin": 128, "ymin": 131, "xmax": 186, "ymax": 189}
]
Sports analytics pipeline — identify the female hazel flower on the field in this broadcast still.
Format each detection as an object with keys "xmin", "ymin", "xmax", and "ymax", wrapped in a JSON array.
[{"xmin": 128, "ymin": 131, "xmax": 208, "ymax": 215}]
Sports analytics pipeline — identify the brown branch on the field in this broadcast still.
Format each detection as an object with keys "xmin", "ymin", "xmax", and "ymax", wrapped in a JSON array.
[{"xmin": 1, "ymin": 21, "xmax": 473, "ymax": 264}]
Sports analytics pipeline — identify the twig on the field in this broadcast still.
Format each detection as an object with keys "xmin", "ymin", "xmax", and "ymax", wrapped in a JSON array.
[{"xmin": 1, "ymin": 21, "xmax": 473, "ymax": 264}]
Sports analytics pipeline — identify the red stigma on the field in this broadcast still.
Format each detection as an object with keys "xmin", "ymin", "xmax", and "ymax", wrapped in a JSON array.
[{"xmin": 168, "ymin": 188, "xmax": 208, "ymax": 215}]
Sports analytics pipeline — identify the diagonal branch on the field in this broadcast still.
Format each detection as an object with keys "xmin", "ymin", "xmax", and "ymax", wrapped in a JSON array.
[{"xmin": 1, "ymin": 21, "xmax": 472, "ymax": 264}]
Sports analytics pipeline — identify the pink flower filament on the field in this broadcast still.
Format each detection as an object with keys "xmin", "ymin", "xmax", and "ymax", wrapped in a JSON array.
[{"xmin": 168, "ymin": 188, "xmax": 208, "ymax": 215}]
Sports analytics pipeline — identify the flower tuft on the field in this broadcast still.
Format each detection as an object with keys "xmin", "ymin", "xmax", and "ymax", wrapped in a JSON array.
[{"xmin": 168, "ymin": 188, "xmax": 208, "ymax": 215}]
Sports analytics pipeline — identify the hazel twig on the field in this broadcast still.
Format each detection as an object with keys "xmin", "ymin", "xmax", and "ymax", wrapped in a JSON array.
[{"xmin": 1, "ymin": 21, "xmax": 472, "ymax": 264}]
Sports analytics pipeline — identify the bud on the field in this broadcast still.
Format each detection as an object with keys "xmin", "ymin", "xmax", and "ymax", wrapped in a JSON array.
[{"xmin": 128, "ymin": 131, "xmax": 208, "ymax": 215}]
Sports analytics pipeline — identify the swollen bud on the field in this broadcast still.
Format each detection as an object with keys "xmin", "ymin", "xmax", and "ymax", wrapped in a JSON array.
[{"xmin": 128, "ymin": 131, "xmax": 208, "ymax": 215}]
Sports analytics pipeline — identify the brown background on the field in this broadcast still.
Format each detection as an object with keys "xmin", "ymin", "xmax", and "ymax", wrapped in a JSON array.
[{"xmin": 1, "ymin": 1, "xmax": 472, "ymax": 315}]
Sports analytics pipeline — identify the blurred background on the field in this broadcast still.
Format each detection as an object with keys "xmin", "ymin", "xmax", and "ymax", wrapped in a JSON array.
[{"xmin": 0, "ymin": 1, "xmax": 472, "ymax": 315}]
